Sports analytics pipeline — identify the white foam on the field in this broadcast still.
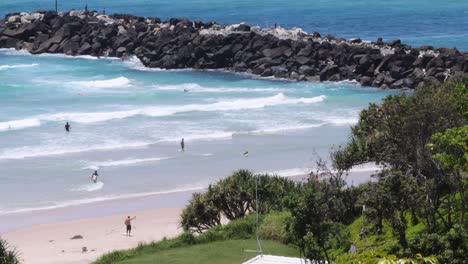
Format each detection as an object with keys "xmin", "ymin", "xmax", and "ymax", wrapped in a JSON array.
[
  {"xmin": 258, "ymin": 167, "xmax": 311, "ymax": 177},
  {"xmin": 0, "ymin": 185, "xmax": 205, "ymax": 215},
  {"xmin": 153, "ymin": 83, "xmax": 283, "ymax": 93},
  {"xmin": 0, "ymin": 63, "xmax": 39, "ymax": 70},
  {"xmin": 0, "ymin": 118, "xmax": 41, "ymax": 132},
  {"xmin": 160, "ymin": 131, "xmax": 233, "ymax": 143},
  {"xmin": 70, "ymin": 77, "xmax": 130, "ymax": 89},
  {"xmin": 122, "ymin": 56, "xmax": 190, "ymax": 72},
  {"xmin": 38, "ymin": 93, "xmax": 326, "ymax": 124},
  {"xmin": 349, "ymin": 163, "xmax": 383, "ymax": 172},
  {"xmin": 0, "ymin": 48, "xmax": 118, "ymax": 60},
  {"xmin": 325, "ymin": 116, "xmax": 359, "ymax": 125},
  {"xmin": 0, "ymin": 140, "xmax": 150, "ymax": 160},
  {"xmin": 0, "ymin": 48, "xmax": 31, "ymax": 56},
  {"xmin": 70, "ymin": 181, "xmax": 104, "ymax": 192},
  {"xmin": 245, "ymin": 123, "xmax": 326, "ymax": 135},
  {"xmin": 259, "ymin": 163, "xmax": 382, "ymax": 178},
  {"xmin": 83, "ymin": 157, "xmax": 173, "ymax": 169}
]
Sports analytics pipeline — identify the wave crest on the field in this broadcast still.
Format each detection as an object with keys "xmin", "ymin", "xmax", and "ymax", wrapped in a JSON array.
[
  {"xmin": 0, "ymin": 118, "xmax": 41, "ymax": 132},
  {"xmin": 83, "ymin": 157, "xmax": 174, "ymax": 169},
  {"xmin": 70, "ymin": 77, "xmax": 130, "ymax": 89},
  {"xmin": 0, "ymin": 63, "xmax": 38, "ymax": 70},
  {"xmin": 38, "ymin": 93, "xmax": 326, "ymax": 124}
]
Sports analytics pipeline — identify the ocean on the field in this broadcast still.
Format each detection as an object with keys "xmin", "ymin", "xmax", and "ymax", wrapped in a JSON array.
[{"xmin": 0, "ymin": 0, "xmax": 465, "ymax": 216}]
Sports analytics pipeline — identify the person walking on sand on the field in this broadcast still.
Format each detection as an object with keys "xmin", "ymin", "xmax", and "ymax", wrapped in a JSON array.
[
  {"xmin": 181, "ymin": 138, "xmax": 185, "ymax": 151},
  {"xmin": 65, "ymin": 122, "xmax": 71, "ymax": 132},
  {"xmin": 125, "ymin": 216, "xmax": 136, "ymax": 236}
]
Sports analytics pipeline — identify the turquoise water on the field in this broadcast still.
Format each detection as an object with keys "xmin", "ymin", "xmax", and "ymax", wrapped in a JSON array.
[
  {"xmin": 1, "ymin": 0, "xmax": 464, "ymax": 216},
  {"xmin": 1, "ymin": 0, "xmax": 467, "ymax": 50},
  {"xmin": 0, "ymin": 49, "xmax": 396, "ymax": 214}
]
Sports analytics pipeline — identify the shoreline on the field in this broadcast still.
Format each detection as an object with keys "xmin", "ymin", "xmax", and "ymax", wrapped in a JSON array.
[
  {"xmin": 3, "ymin": 207, "xmax": 184, "ymax": 264},
  {"xmin": 0, "ymin": 188, "xmax": 194, "ymax": 234},
  {"xmin": 0, "ymin": 168, "xmax": 375, "ymax": 233},
  {"xmin": 1, "ymin": 170, "xmax": 376, "ymax": 263}
]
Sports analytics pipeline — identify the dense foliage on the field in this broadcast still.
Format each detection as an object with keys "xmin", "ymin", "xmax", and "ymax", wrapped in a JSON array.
[
  {"xmin": 177, "ymin": 79, "xmax": 467, "ymax": 263},
  {"xmin": 181, "ymin": 169, "xmax": 298, "ymax": 233}
]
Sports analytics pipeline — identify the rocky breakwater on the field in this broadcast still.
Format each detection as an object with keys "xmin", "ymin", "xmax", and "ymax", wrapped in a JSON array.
[{"xmin": 1, "ymin": 10, "xmax": 467, "ymax": 89}]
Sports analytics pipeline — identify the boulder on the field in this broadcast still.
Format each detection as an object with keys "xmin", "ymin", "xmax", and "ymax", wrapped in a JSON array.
[
  {"xmin": 234, "ymin": 24, "xmax": 250, "ymax": 32},
  {"xmin": 319, "ymin": 64, "xmax": 339, "ymax": 81},
  {"xmin": 77, "ymin": 42, "xmax": 92, "ymax": 55},
  {"xmin": 62, "ymin": 40, "xmax": 80, "ymax": 55},
  {"xmin": 0, "ymin": 36, "xmax": 19, "ymax": 48},
  {"xmin": 359, "ymin": 76, "xmax": 373, "ymax": 86}
]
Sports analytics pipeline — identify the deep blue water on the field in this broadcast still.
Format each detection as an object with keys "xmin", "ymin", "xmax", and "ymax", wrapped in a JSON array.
[{"xmin": 1, "ymin": 0, "xmax": 467, "ymax": 50}]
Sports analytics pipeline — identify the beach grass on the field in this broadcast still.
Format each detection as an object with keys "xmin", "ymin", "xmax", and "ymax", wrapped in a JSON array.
[{"xmin": 116, "ymin": 239, "xmax": 299, "ymax": 264}]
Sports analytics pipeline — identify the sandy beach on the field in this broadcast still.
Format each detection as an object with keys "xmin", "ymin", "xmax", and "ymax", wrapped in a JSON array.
[
  {"xmin": 0, "ymin": 171, "xmax": 374, "ymax": 264},
  {"xmin": 3, "ymin": 207, "xmax": 183, "ymax": 264},
  {"xmin": 1, "ymin": 189, "xmax": 194, "ymax": 264}
]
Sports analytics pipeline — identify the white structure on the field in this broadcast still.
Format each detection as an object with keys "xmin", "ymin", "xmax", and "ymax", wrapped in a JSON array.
[{"xmin": 243, "ymin": 255, "xmax": 322, "ymax": 264}]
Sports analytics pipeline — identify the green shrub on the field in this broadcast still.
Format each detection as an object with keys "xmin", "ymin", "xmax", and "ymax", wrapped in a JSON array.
[{"xmin": 258, "ymin": 211, "xmax": 293, "ymax": 243}]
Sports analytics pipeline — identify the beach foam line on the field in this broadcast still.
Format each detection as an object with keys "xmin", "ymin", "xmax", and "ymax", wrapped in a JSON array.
[
  {"xmin": 0, "ymin": 118, "xmax": 41, "ymax": 132},
  {"xmin": 69, "ymin": 76, "xmax": 131, "ymax": 89},
  {"xmin": 152, "ymin": 83, "xmax": 285, "ymax": 93},
  {"xmin": 248, "ymin": 123, "xmax": 326, "ymax": 134},
  {"xmin": 258, "ymin": 167, "xmax": 311, "ymax": 177},
  {"xmin": 0, "ymin": 140, "xmax": 151, "ymax": 160},
  {"xmin": 70, "ymin": 181, "xmax": 104, "ymax": 192},
  {"xmin": 0, "ymin": 48, "xmax": 118, "ymax": 61},
  {"xmin": 34, "ymin": 93, "xmax": 326, "ymax": 124},
  {"xmin": 0, "ymin": 63, "xmax": 39, "ymax": 70},
  {"xmin": 82, "ymin": 157, "xmax": 174, "ymax": 170},
  {"xmin": 258, "ymin": 163, "xmax": 383, "ymax": 178},
  {"xmin": 159, "ymin": 131, "xmax": 234, "ymax": 143},
  {"xmin": 122, "ymin": 55, "xmax": 191, "ymax": 72},
  {"xmin": 0, "ymin": 185, "xmax": 205, "ymax": 215}
]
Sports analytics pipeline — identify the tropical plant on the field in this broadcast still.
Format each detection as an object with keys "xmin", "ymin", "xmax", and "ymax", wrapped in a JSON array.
[
  {"xmin": 180, "ymin": 169, "xmax": 300, "ymax": 233},
  {"xmin": 0, "ymin": 238, "xmax": 20, "ymax": 264}
]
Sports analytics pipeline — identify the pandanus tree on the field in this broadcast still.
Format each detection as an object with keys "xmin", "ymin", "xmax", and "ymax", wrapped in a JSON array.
[{"xmin": 0, "ymin": 238, "xmax": 20, "ymax": 264}]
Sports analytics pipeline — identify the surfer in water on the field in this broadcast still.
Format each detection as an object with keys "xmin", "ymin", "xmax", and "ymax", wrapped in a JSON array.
[
  {"xmin": 65, "ymin": 122, "xmax": 71, "ymax": 132},
  {"xmin": 91, "ymin": 170, "xmax": 98, "ymax": 183},
  {"xmin": 181, "ymin": 138, "xmax": 185, "ymax": 151}
]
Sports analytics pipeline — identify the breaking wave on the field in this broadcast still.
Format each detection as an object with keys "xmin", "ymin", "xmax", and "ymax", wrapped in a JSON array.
[
  {"xmin": 34, "ymin": 93, "xmax": 326, "ymax": 124},
  {"xmin": 69, "ymin": 77, "xmax": 131, "ymax": 89},
  {"xmin": 0, "ymin": 63, "xmax": 38, "ymax": 70},
  {"xmin": 83, "ymin": 157, "xmax": 174, "ymax": 169},
  {"xmin": 0, "ymin": 118, "xmax": 41, "ymax": 132},
  {"xmin": 0, "ymin": 141, "xmax": 150, "ymax": 160}
]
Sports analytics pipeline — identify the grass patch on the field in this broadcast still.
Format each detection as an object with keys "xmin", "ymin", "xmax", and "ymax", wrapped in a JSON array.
[{"xmin": 116, "ymin": 239, "xmax": 299, "ymax": 264}]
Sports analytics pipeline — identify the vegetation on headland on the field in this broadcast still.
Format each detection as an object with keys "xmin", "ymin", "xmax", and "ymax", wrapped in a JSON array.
[
  {"xmin": 94, "ymin": 79, "xmax": 467, "ymax": 264},
  {"xmin": 94, "ymin": 214, "xmax": 299, "ymax": 264},
  {"xmin": 180, "ymin": 79, "xmax": 467, "ymax": 263}
]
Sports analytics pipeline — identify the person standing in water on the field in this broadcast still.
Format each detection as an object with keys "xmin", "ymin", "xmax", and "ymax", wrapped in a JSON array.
[
  {"xmin": 91, "ymin": 170, "xmax": 98, "ymax": 183},
  {"xmin": 181, "ymin": 138, "xmax": 185, "ymax": 151},
  {"xmin": 125, "ymin": 216, "xmax": 136, "ymax": 236},
  {"xmin": 65, "ymin": 122, "xmax": 71, "ymax": 132}
]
